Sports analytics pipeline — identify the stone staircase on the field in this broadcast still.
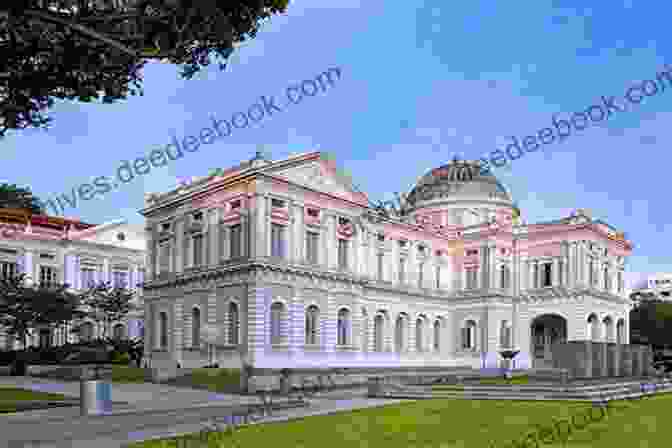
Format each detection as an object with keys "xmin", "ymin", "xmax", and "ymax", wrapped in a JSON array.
[{"xmin": 371, "ymin": 377, "xmax": 672, "ymax": 402}]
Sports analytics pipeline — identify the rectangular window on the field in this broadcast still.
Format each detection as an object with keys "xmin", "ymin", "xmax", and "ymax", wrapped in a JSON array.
[
  {"xmin": 533, "ymin": 263, "xmax": 539, "ymax": 288},
  {"xmin": 159, "ymin": 243, "xmax": 170, "ymax": 273},
  {"xmin": 39, "ymin": 266, "xmax": 56, "ymax": 287},
  {"xmin": 306, "ymin": 231, "xmax": 319, "ymax": 264},
  {"xmin": 466, "ymin": 269, "xmax": 478, "ymax": 290},
  {"xmin": 618, "ymin": 271, "xmax": 623, "ymax": 293},
  {"xmin": 271, "ymin": 224, "xmax": 286, "ymax": 258},
  {"xmin": 418, "ymin": 262, "xmax": 424, "ymax": 288},
  {"xmin": 0, "ymin": 261, "xmax": 17, "ymax": 280},
  {"xmin": 271, "ymin": 198, "xmax": 285, "ymax": 208},
  {"xmin": 589, "ymin": 261, "xmax": 595, "ymax": 285},
  {"xmin": 543, "ymin": 263, "xmax": 552, "ymax": 287},
  {"xmin": 399, "ymin": 258, "xmax": 406, "ymax": 283},
  {"xmin": 230, "ymin": 224, "xmax": 241, "ymax": 258},
  {"xmin": 192, "ymin": 234, "xmax": 204, "ymax": 266},
  {"xmin": 558, "ymin": 260, "xmax": 564, "ymax": 286},
  {"xmin": 377, "ymin": 253, "xmax": 384, "ymax": 281},
  {"xmin": 435, "ymin": 265, "xmax": 441, "ymax": 289},
  {"xmin": 338, "ymin": 239, "xmax": 348, "ymax": 270}
]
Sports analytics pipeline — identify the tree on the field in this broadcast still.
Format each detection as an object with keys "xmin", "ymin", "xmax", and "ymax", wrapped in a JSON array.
[
  {"xmin": 79, "ymin": 281, "xmax": 137, "ymax": 340},
  {"xmin": 0, "ymin": 183, "xmax": 44, "ymax": 214},
  {"xmin": 0, "ymin": 272, "xmax": 86, "ymax": 374},
  {"xmin": 629, "ymin": 300, "xmax": 672, "ymax": 349},
  {"xmin": 0, "ymin": 0, "xmax": 291, "ymax": 138}
]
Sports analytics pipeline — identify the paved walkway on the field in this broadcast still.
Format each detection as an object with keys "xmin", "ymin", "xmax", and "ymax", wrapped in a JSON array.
[{"xmin": 0, "ymin": 377, "xmax": 410, "ymax": 447}]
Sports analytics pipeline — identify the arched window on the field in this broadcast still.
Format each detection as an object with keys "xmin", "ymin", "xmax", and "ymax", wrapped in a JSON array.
[
  {"xmin": 80, "ymin": 322, "xmax": 94, "ymax": 342},
  {"xmin": 229, "ymin": 302, "xmax": 239, "ymax": 345},
  {"xmin": 374, "ymin": 314, "xmax": 385, "ymax": 352},
  {"xmin": 603, "ymin": 316, "xmax": 614, "ymax": 342},
  {"xmin": 433, "ymin": 320, "xmax": 441, "ymax": 351},
  {"xmin": 113, "ymin": 323, "xmax": 126, "ymax": 340},
  {"xmin": 587, "ymin": 314, "xmax": 600, "ymax": 341},
  {"xmin": 616, "ymin": 318, "xmax": 626, "ymax": 344},
  {"xmin": 159, "ymin": 312, "xmax": 168, "ymax": 349},
  {"xmin": 270, "ymin": 302, "xmax": 284, "ymax": 345},
  {"xmin": 500, "ymin": 320, "xmax": 512, "ymax": 348},
  {"xmin": 416, "ymin": 317, "xmax": 424, "ymax": 352},
  {"xmin": 305, "ymin": 305, "xmax": 319, "ymax": 345},
  {"xmin": 191, "ymin": 307, "xmax": 201, "ymax": 348},
  {"xmin": 395, "ymin": 314, "xmax": 406, "ymax": 352},
  {"xmin": 462, "ymin": 320, "xmax": 477, "ymax": 350},
  {"xmin": 337, "ymin": 308, "xmax": 350, "ymax": 346}
]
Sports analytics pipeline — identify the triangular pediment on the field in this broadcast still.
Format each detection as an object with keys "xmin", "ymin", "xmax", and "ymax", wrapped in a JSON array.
[{"xmin": 269, "ymin": 155, "xmax": 369, "ymax": 206}]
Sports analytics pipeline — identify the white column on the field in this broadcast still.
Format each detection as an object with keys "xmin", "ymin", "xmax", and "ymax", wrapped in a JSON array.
[
  {"xmin": 489, "ymin": 245, "xmax": 498, "ymax": 289},
  {"xmin": 265, "ymin": 197, "xmax": 272, "ymax": 257},
  {"xmin": 210, "ymin": 209, "xmax": 219, "ymax": 265},
  {"xmin": 102, "ymin": 259, "xmax": 110, "ymax": 285},
  {"xmin": 175, "ymin": 218, "xmax": 184, "ymax": 273},
  {"xmin": 287, "ymin": 201, "xmax": 294, "ymax": 263},
  {"xmin": 295, "ymin": 203, "xmax": 304, "ymax": 262},
  {"xmin": 552, "ymin": 258, "xmax": 560, "ymax": 286}
]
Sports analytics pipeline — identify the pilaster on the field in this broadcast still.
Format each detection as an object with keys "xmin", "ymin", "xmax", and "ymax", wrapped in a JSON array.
[
  {"xmin": 209, "ymin": 209, "xmax": 218, "ymax": 265},
  {"xmin": 480, "ymin": 244, "xmax": 489, "ymax": 289},
  {"xmin": 489, "ymin": 244, "xmax": 498, "ymax": 290},
  {"xmin": 294, "ymin": 203, "xmax": 304, "ymax": 262},
  {"xmin": 287, "ymin": 201, "xmax": 295, "ymax": 263},
  {"xmin": 173, "ymin": 298, "xmax": 184, "ymax": 364},
  {"xmin": 246, "ymin": 284, "xmax": 267, "ymax": 365}
]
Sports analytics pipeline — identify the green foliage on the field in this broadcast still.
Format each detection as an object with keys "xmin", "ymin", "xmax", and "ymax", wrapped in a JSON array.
[
  {"xmin": 630, "ymin": 300, "xmax": 672, "ymax": 348},
  {"xmin": 79, "ymin": 282, "xmax": 137, "ymax": 339},
  {"xmin": 0, "ymin": 184, "xmax": 44, "ymax": 214},
  {"xmin": 0, "ymin": 0, "xmax": 291, "ymax": 138},
  {"xmin": 0, "ymin": 273, "xmax": 86, "ymax": 347}
]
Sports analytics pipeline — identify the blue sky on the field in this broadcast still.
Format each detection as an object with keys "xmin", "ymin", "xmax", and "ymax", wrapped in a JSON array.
[{"xmin": 0, "ymin": 0, "xmax": 670, "ymax": 283}]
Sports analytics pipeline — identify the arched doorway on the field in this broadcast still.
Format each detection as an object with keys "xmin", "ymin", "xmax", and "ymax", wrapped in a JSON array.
[{"xmin": 530, "ymin": 314, "xmax": 567, "ymax": 368}]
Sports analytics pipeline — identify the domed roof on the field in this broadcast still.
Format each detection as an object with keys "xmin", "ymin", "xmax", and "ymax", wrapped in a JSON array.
[{"xmin": 405, "ymin": 160, "xmax": 512, "ymax": 210}]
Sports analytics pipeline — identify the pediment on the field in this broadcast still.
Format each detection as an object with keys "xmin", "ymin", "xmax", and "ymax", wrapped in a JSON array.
[{"xmin": 271, "ymin": 159, "xmax": 368, "ymax": 205}]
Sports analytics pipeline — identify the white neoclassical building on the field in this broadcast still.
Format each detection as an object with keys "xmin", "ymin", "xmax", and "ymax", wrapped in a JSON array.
[
  {"xmin": 141, "ymin": 151, "xmax": 632, "ymax": 370},
  {"xmin": 0, "ymin": 210, "xmax": 146, "ymax": 349}
]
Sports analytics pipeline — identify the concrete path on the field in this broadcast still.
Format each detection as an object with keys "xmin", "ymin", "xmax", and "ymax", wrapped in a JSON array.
[{"xmin": 1, "ymin": 379, "xmax": 411, "ymax": 448}]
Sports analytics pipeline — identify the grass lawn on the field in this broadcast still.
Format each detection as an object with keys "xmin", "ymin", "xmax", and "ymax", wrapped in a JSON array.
[
  {"xmin": 126, "ymin": 394, "xmax": 672, "ymax": 447},
  {"xmin": 110, "ymin": 365, "xmax": 148, "ymax": 383},
  {"xmin": 177, "ymin": 368, "xmax": 241, "ymax": 392},
  {"xmin": 0, "ymin": 387, "xmax": 71, "ymax": 414}
]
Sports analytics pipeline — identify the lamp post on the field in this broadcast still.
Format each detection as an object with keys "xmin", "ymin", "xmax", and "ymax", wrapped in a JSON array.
[{"xmin": 508, "ymin": 223, "xmax": 526, "ymax": 373}]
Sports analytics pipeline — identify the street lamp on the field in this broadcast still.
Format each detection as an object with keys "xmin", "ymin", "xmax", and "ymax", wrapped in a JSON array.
[{"xmin": 507, "ymin": 223, "xmax": 527, "ymax": 374}]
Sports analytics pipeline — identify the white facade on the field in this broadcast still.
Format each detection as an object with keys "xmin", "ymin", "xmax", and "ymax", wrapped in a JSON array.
[
  {"xmin": 142, "ymin": 152, "xmax": 632, "ymax": 370},
  {"xmin": 0, "ymin": 216, "xmax": 146, "ymax": 349}
]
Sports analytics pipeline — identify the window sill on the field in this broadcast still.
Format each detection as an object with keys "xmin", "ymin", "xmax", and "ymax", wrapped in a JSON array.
[
  {"xmin": 303, "ymin": 344, "xmax": 322, "ymax": 351},
  {"xmin": 271, "ymin": 343, "xmax": 290, "ymax": 351}
]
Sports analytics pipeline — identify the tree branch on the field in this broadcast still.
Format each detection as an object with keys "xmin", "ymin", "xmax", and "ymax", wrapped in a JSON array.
[{"xmin": 22, "ymin": 9, "xmax": 139, "ymax": 57}]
